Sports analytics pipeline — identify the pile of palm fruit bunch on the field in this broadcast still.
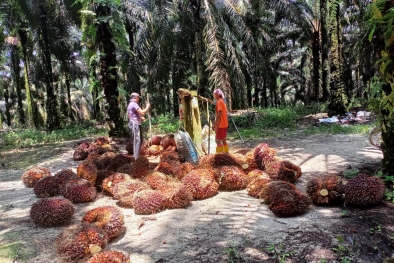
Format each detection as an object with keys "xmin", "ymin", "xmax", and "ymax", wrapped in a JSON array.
[
  {"xmin": 73, "ymin": 136, "xmax": 116, "ymax": 161},
  {"xmin": 126, "ymin": 134, "xmax": 177, "ymax": 157}
]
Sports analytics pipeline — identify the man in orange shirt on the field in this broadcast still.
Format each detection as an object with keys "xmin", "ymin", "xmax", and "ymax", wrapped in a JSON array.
[{"xmin": 212, "ymin": 89, "xmax": 229, "ymax": 153}]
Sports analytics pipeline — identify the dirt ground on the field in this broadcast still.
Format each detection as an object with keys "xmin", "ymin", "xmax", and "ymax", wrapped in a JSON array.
[{"xmin": 0, "ymin": 129, "xmax": 393, "ymax": 263}]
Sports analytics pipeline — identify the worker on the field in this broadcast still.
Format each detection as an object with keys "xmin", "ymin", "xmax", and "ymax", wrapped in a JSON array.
[{"xmin": 212, "ymin": 89, "xmax": 229, "ymax": 153}]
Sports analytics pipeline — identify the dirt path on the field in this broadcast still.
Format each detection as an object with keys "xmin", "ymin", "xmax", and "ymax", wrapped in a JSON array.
[{"xmin": 0, "ymin": 133, "xmax": 393, "ymax": 263}]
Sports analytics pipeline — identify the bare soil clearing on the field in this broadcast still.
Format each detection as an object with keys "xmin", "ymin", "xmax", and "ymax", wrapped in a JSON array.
[{"xmin": 0, "ymin": 132, "xmax": 393, "ymax": 263}]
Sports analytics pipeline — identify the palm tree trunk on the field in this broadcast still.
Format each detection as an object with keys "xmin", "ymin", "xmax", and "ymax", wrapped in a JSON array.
[
  {"xmin": 18, "ymin": 23, "xmax": 36, "ymax": 128},
  {"xmin": 3, "ymin": 81, "xmax": 11, "ymax": 127},
  {"xmin": 10, "ymin": 44, "xmax": 25, "ymax": 125},
  {"xmin": 327, "ymin": 3, "xmax": 346, "ymax": 117},
  {"xmin": 320, "ymin": 0, "xmax": 329, "ymax": 102},
  {"xmin": 38, "ymin": 0, "xmax": 60, "ymax": 130},
  {"xmin": 95, "ymin": 4, "xmax": 125, "ymax": 136},
  {"xmin": 312, "ymin": 30, "xmax": 320, "ymax": 101}
]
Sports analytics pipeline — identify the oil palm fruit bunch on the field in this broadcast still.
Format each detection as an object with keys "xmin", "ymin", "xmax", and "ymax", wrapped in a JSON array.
[
  {"xmin": 159, "ymin": 181, "xmax": 193, "ymax": 209},
  {"xmin": 217, "ymin": 166, "xmax": 248, "ymax": 190},
  {"xmin": 253, "ymin": 143, "xmax": 276, "ymax": 170},
  {"xmin": 160, "ymin": 134, "xmax": 176, "ymax": 150},
  {"xmin": 102, "ymin": 172, "xmax": 131, "ymax": 195},
  {"xmin": 144, "ymin": 172, "xmax": 175, "ymax": 190},
  {"xmin": 86, "ymin": 250, "xmax": 130, "ymax": 263},
  {"xmin": 154, "ymin": 160, "xmax": 181, "ymax": 177},
  {"xmin": 82, "ymin": 206, "xmax": 125, "ymax": 239},
  {"xmin": 306, "ymin": 175, "xmax": 344, "ymax": 205},
  {"xmin": 268, "ymin": 187, "xmax": 312, "ymax": 217},
  {"xmin": 34, "ymin": 176, "xmax": 62, "ymax": 198},
  {"xmin": 258, "ymin": 181, "xmax": 297, "ymax": 204},
  {"xmin": 30, "ymin": 197, "xmax": 75, "ymax": 227},
  {"xmin": 246, "ymin": 169, "xmax": 269, "ymax": 184},
  {"xmin": 211, "ymin": 153, "xmax": 240, "ymax": 168},
  {"xmin": 265, "ymin": 159, "xmax": 302, "ymax": 183},
  {"xmin": 344, "ymin": 173, "xmax": 385, "ymax": 207},
  {"xmin": 131, "ymin": 156, "xmax": 150, "ymax": 178},
  {"xmin": 132, "ymin": 189, "xmax": 166, "ymax": 214},
  {"xmin": 77, "ymin": 160, "xmax": 98, "ymax": 185},
  {"xmin": 61, "ymin": 178, "xmax": 97, "ymax": 203},
  {"xmin": 246, "ymin": 175, "xmax": 272, "ymax": 198},
  {"xmin": 181, "ymin": 169, "xmax": 219, "ymax": 199},
  {"xmin": 106, "ymin": 154, "xmax": 134, "ymax": 172},
  {"xmin": 112, "ymin": 179, "xmax": 151, "ymax": 204},
  {"xmin": 21, "ymin": 166, "xmax": 51, "ymax": 187}
]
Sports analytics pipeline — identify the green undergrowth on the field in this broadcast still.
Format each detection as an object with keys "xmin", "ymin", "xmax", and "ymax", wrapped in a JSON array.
[
  {"xmin": 0, "ymin": 122, "xmax": 106, "ymax": 151},
  {"xmin": 141, "ymin": 114, "xmax": 179, "ymax": 135}
]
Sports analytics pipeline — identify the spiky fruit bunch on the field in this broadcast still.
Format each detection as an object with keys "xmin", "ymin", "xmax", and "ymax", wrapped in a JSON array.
[
  {"xmin": 211, "ymin": 153, "xmax": 240, "ymax": 168},
  {"xmin": 160, "ymin": 134, "xmax": 176, "ymax": 150},
  {"xmin": 82, "ymin": 206, "xmax": 125, "ymax": 239},
  {"xmin": 181, "ymin": 169, "xmax": 219, "ymax": 199},
  {"xmin": 154, "ymin": 160, "xmax": 181, "ymax": 177},
  {"xmin": 95, "ymin": 170, "xmax": 115, "ymax": 189},
  {"xmin": 246, "ymin": 170, "xmax": 269, "ymax": 184},
  {"xmin": 106, "ymin": 154, "xmax": 134, "ymax": 172},
  {"xmin": 177, "ymin": 163, "xmax": 196, "ymax": 181},
  {"xmin": 244, "ymin": 151, "xmax": 259, "ymax": 174},
  {"xmin": 34, "ymin": 176, "xmax": 62, "ymax": 198},
  {"xmin": 22, "ymin": 166, "xmax": 51, "ymax": 187},
  {"xmin": 217, "ymin": 166, "xmax": 248, "ymax": 190},
  {"xmin": 160, "ymin": 150, "xmax": 185, "ymax": 163},
  {"xmin": 55, "ymin": 223, "xmax": 108, "ymax": 262},
  {"xmin": 54, "ymin": 169, "xmax": 77, "ymax": 183},
  {"xmin": 77, "ymin": 160, "xmax": 98, "ymax": 185},
  {"xmin": 73, "ymin": 142, "xmax": 98, "ymax": 161},
  {"xmin": 344, "ymin": 174, "xmax": 385, "ymax": 207},
  {"xmin": 159, "ymin": 182, "xmax": 193, "ymax": 209},
  {"xmin": 96, "ymin": 136, "xmax": 110, "ymax": 146},
  {"xmin": 253, "ymin": 143, "xmax": 276, "ymax": 170},
  {"xmin": 96, "ymin": 144, "xmax": 114, "ymax": 155},
  {"xmin": 268, "ymin": 187, "xmax": 312, "ymax": 217},
  {"xmin": 265, "ymin": 160, "xmax": 302, "ymax": 183},
  {"xmin": 148, "ymin": 145, "xmax": 164, "ymax": 156},
  {"xmin": 306, "ymin": 175, "xmax": 344, "ymax": 205},
  {"xmin": 258, "ymin": 181, "xmax": 297, "ymax": 204},
  {"xmin": 199, "ymin": 154, "xmax": 214, "ymax": 169},
  {"xmin": 150, "ymin": 135, "xmax": 162, "ymax": 146},
  {"xmin": 112, "ymin": 179, "xmax": 150, "ymax": 201},
  {"xmin": 116, "ymin": 163, "xmax": 133, "ymax": 175},
  {"xmin": 86, "ymin": 251, "xmax": 130, "ymax": 263},
  {"xmin": 132, "ymin": 190, "xmax": 166, "ymax": 214},
  {"xmin": 61, "ymin": 179, "xmax": 97, "ymax": 203},
  {"xmin": 131, "ymin": 156, "xmax": 150, "ymax": 178},
  {"xmin": 30, "ymin": 197, "xmax": 75, "ymax": 227},
  {"xmin": 144, "ymin": 172, "xmax": 175, "ymax": 190},
  {"xmin": 247, "ymin": 176, "xmax": 272, "ymax": 198},
  {"xmin": 102, "ymin": 173, "xmax": 131, "ymax": 195},
  {"xmin": 231, "ymin": 153, "xmax": 252, "ymax": 172},
  {"xmin": 97, "ymin": 152, "xmax": 118, "ymax": 170}
]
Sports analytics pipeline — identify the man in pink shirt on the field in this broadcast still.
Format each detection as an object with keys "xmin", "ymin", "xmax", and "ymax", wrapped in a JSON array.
[{"xmin": 127, "ymin": 93, "xmax": 150, "ymax": 158}]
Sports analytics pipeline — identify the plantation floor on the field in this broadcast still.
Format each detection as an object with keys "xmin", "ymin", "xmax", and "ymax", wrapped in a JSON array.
[{"xmin": 0, "ymin": 133, "xmax": 393, "ymax": 263}]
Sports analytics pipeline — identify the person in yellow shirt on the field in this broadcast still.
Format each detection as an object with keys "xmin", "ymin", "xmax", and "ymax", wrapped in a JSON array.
[{"xmin": 212, "ymin": 89, "xmax": 229, "ymax": 153}]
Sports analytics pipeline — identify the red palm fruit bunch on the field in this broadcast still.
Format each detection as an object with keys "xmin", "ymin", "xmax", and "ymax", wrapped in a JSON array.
[
  {"xmin": 181, "ymin": 169, "xmax": 219, "ymax": 199},
  {"xmin": 95, "ymin": 170, "xmax": 115, "ymax": 189},
  {"xmin": 61, "ymin": 178, "xmax": 97, "ymax": 203},
  {"xmin": 82, "ymin": 206, "xmax": 125, "ymax": 239},
  {"xmin": 86, "ymin": 153, "xmax": 104, "ymax": 170},
  {"xmin": 86, "ymin": 250, "xmax": 130, "ymax": 263},
  {"xmin": 306, "ymin": 174, "xmax": 344, "ymax": 205},
  {"xmin": 217, "ymin": 166, "xmax": 248, "ymax": 190},
  {"xmin": 97, "ymin": 152, "xmax": 118, "ymax": 170},
  {"xmin": 73, "ymin": 142, "xmax": 91, "ymax": 161},
  {"xmin": 344, "ymin": 173, "xmax": 385, "ymax": 207},
  {"xmin": 154, "ymin": 160, "xmax": 181, "ymax": 177},
  {"xmin": 21, "ymin": 166, "xmax": 51, "ymax": 187},
  {"xmin": 95, "ymin": 136, "xmax": 110, "ymax": 146},
  {"xmin": 177, "ymin": 163, "xmax": 196, "ymax": 181},
  {"xmin": 102, "ymin": 173, "xmax": 131, "ymax": 195},
  {"xmin": 34, "ymin": 176, "xmax": 62, "ymax": 198},
  {"xmin": 253, "ymin": 143, "xmax": 277, "ymax": 170},
  {"xmin": 160, "ymin": 150, "xmax": 185, "ymax": 163},
  {"xmin": 268, "ymin": 186, "xmax": 312, "ymax": 217},
  {"xmin": 148, "ymin": 145, "xmax": 164, "ymax": 156},
  {"xmin": 246, "ymin": 174, "xmax": 272, "ymax": 198},
  {"xmin": 144, "ymin": 172, "xmax": 175, "ymax": 190},
  {"xmin": 246, "ymin": 169, "xmax": 269, "ymax": 184},
  {"xmin": 131, "ymin": 156, "xmax": 150, "ymax": 178},
  {"xmin": 244, "ymin": 151, "xmax": 259, "ymax": 174},
  {"xmin": 211, "ymin": 153, "xmax": 240, "ymax": 168},
  {"xmin": 55, "ymin": 223, "xmax": 108, "ymax": 262},
  {"xmin": 159, "ymin": 181, "xmax": 193, "ymax": 209},
  {"xmin": 114, "ymin": 181, "xmax": 151, "ymax": 207},
  {"xmin": 30, "ymin": 197, "xmax": 75, "ymax": 227},
  {"xmin": 132, "ymin": 189, "xmax": 166, "ymax": 214},
  {"xmin": 199, "ymin": 154, "xmax": 214, "ymax": 169},
  {"xmin": 77, "ymin": 160, "xmax": 98, "ymax": 185},
  {"xmin": 150, "ymin": 135, "xmax": 162, "ymax": 146},
  {"xmin": 96, "ymin": 143, "xmax": 115, "ymax": 155},
  {"xmin": 231, "ymin": 153, "xmax": 251, "ymax": 171},
  {"xmin": 265, "ymin": 159, "xmax": 302, "ymax": 183},
  {"xmin": 53, "ymin": 169, "xmax": 79, "ymax": 191},
  {"xmin": 106, "ymin": 154, "xmax": 134, "ymax": 172},
  {"xmin": 160, "ymin": 134, "xmax": 176, "ymax": 150},
  {"xmin": 258, "ymin": 181, "xmax": 297, "ymax": 204}
]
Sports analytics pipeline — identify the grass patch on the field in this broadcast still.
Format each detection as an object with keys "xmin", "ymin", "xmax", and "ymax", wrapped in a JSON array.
[
  {"xmin": 0, "ymin": 122, "xmax": 106, "ymax": 151},
  {"xmin": 141, "ymin": 115, "xmax": 179, "ymax": 136}
]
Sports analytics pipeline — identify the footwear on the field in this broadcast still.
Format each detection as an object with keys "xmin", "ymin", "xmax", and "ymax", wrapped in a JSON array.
[
  {"xmin": 223, "ymin": 145, "xmax": 229, "ymax": 153},
  {"xmin": 216, "ymin": 146, "xmax": 223, "ymax": 153}
]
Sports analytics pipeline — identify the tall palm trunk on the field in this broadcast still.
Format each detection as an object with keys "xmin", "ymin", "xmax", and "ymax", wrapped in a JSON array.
[
  {"xmin": 320, "ymin": 0, "xmax": 329, "ymax": 101},
  {"xmin": 95, "ymin": 4, "xmax": 125, "ymax": 136},
  {"xmin": 18, "ymin": 23, "xmax": 36, "ymax": 128},
  {"xmin": 327, "ymin": 2, "xmax": 346, "ymax": 117},
  {"xmin": 3, "ymin": 81, "xmax": 11, "ymax": 127},
  {"xmin": 312, "ymin": 29, "xmax": 320, "ymax": 101},
  {"xmin": 10, "ymin": 44, "xmax": 25, "ymax": 125},
  {"xmin": 38, "ymin": 0, "xmax": 60, "ymax": 130}
]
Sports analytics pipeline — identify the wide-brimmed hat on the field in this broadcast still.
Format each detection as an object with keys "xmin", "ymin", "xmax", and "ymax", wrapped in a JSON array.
[{"xmin": 131, "ymin": 92, "xmax": 140, "ymax": 98}]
